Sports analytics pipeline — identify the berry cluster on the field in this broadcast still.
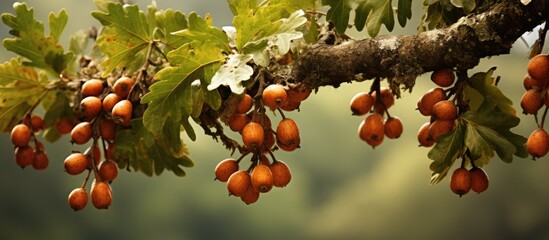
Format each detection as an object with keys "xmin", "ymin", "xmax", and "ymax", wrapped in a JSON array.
[
  {"xmin": 419, "ymin": 69, "xmax": 491, "ymax": 196},
  {"xmin": 522, "ymin": 54, "xmax": 549, "ymax": 159},
  {"xmin": 416, "ymin": 70, "xmax": 458, "ymax": 148},
  {"xmin": 218, "ymin": 83, "xmax": 310, "ymax": 204},
  {"xmin": 10, "ymin": 115, "xmax": 48, "ymax": 170},
  {"xmin": 450, "ymin": 165, "xmax": 489, "ymax": 197},
  {"xmin": 350, "ymin": 86, "xmax": 403, "ymax": 148},
  {"xmin": 65, "ymin": 76, "xmax": 137, "ymax": 211}
]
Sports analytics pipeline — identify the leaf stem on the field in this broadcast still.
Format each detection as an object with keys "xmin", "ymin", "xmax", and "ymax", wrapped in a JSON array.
[{"xmin": 540, "ymin": 106, "xmax": 548, "ymax": 129}]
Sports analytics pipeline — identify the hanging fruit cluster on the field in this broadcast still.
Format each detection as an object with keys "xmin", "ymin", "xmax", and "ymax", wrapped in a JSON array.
[
  {"xmin": 522, "ymin": 54, "xmax": 549, "ymax": 159},
  {"xmin": 350, "ymin": 80, "xmax": 403, "ymax": 148},
  {"xmin": 10, "ymin": 115, "xmax": 48, "ymax": 170},
  {"xmin": 215, "ymin": 82, "xmax": 310, "ymax": 204},
  {"xmin": 64, "ymin": 76, "xmax": 139, "ymax": 211}
]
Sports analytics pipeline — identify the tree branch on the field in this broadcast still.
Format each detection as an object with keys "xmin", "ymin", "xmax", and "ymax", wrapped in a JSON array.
[{"xmin": 291, "ymin": 1, "xmax": 549, "ymax": 91}]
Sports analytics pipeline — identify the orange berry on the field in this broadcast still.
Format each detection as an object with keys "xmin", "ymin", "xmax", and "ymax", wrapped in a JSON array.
[
  {"xmin": 417, "ymin": 122, "xmax": 435, "ymax": 147},
  {"xmin": 523, "ymin": 74, "xmax": 545, "ymax": 90},
  {"xmin": 520, "ymin": 89, "xmax": 543, "ymax": 115},
  {"xmin": 428, "ymin": 120, "xmax": 455, "ymax": 141},
  {"xmin": 350, "ymin": 92, "xmax": 374, "ymax": 116},
  {"xmin": 64, "ymin": 153, "xmax": 89, "ymax": 175},
  {"xmin": 15, "ymin": 146, "xmax": 35, "ymax": 168},
  {"xmin": 90, "ymin": 180, "xmax": 112, "ymax": 209},
  {"xmin": 359, "ymin": 113, "xmax": 384, "ymax": 148},
  {"xmin": 71, "ymin": 122, "xmax": 93, "ymax": 145},
  {"xmin": 242, "ymin": 122, "xmax": 264, "ymax": 150},
  {"xmin": 81, "ymin": 79, "xmax": 104, "ymax": 97},
  {"xmin": 251, "ymin": 164, "xmax": 274, "ymax": 193},
  {"xmin": 526, "ymin": 128, "xmax": 549, "ymax": 158},
  {"xmin": 56, "ymin": 118, "xmax": 75, "ymax": 135},
  {"xmin": 80, "ymin": 96, "xmax": 103, "ymax": 118},
  {"xmin": 99, "ymin": 160, "xmax": 118, "ymax": 182},
  {"xmin": 214, "ymin": 158, "xmax": 239, "ymax": 182},
  {"xmin": 102, "ymin": 93, "xmax": 122, "ymax": 113},
  {"xmin": 269, "ymin": 161, "xmax": 291, "ymax": 187},
  {"xmin": 30, "ymin": 115, "xmax": 44, "ymax": 130},
  {"xmin": 68, "ymin": 188, "xmax": 88, "ymax": 211},
  {"xmin": 99, "ymin": 118, "xmax": 117, "ymax": 141},
  {"xmin": 11, "ymin": 123, "xmax": 31, "ymax": 147},
  {"xmin": 286, "ymin": 86, "xmax": 311, "ymax": 102},
  {"xmin": 432, "ymin": 100, "xmax": 458, "ymax": 121},
  {"xmin": 112, "ymin": 100, "xmax": 133, "ymax": 127},
  {"xmin": 450, "ymin": 167, "xmax": 471, "ymax": 197},
  {"xmin": 228, "ymin": 113, "xmax": 250, "ymax": 132},
  {"xmin": 527, "ymin": 54, "xmax": 549, "ymax": 81},
  {"xmin": 32, "ymin": 151, "xmax": 49, "ymax": 170},
  {"xmin": 372, "ymin": 88, "xmax": 395, "ymax": 114},
  {"xmin": 236, "ymin": 94, "xmax": 253, "ymax": 114},
  {"xmin": 262, "ymin": 84, "xmax": 288, "ymax": 110},
  {"xmin": 113, "ymin": 76, "xmax": 135, "ymax": 99},
  {"xmin": 276, "ymin": 118, "xmax": 300, "ymax": 149},
  {"xmin": 240, "ymin": 185, "xmax": 260, "ymax": 205},
  {"xmin": 227, "ymin": 171, "xmax": 251, "ymax": 197},
  {"xmin": 469, "ymin": 167, "xmax": 489, "ymax": 194},
  {"xmin": 418, "ymin": 88, "xmax": 446, "ymax": 116},
  {"xmin": 431, "ymin": 69, "xmax": 455, "ymax": 87},
  {"xmin": 384, "ymin": 116, "xmax": 403, "ymax": 139}
]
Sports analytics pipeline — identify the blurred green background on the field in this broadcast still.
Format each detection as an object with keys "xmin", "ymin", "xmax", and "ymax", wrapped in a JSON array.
[{"xmin": 1, "ymin": 1, "xmax": 549, "ymax": 239}]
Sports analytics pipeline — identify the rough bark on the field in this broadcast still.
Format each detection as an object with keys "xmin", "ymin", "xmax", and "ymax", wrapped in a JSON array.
[{"xmin": 291, "ymin": 0, "xmax": 549, "ymax": 91}]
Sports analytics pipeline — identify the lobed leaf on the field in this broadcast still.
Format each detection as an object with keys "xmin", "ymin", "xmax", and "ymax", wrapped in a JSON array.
[
  {"xmin": 141, "ymin": 42, "xmax": 225, "ymax": 137},
  {"xmin": 428, "ymin": 121, "xmax": 465, "ymax": 184},
  {"xmin": 1, "ymin": 3, "xmax": 73, "ymax": 75},
  {"xmin": 208, "ymin": 54, "xmax": 253, "ymax": 94},
  {"xmin": 91, "ymin": 3, "xmax": 152, "ymax": 77},
  {"xmin": 172, "ymin": 12, "xmax": 229, "ymax": 52},
  {"xmin": 155, "ymin": 9, "xmax": 188, "ymax": 51},
  {"xmin": 323, "ymin": 0, "xmax": 352, "ymax": 34},
  {"xmin": 0, "ymin": 59, "xmax": 47, "ymax": 131}
]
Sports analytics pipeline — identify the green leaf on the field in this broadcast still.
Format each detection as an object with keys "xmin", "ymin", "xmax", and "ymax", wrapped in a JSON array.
[
  {"xmin": 208, "ymin": 54, "xmax": 253, "ymax": 94},
  {"xmin": 48, "ymin": 9, "xmax": 68, "ymax": 43},
  {"xmin": 464, "ymin": 122, "xmax": 494, "ymax": 162},
  {"xmin": 91, "ymin": 3, "xmax": 151, "ymax": 77},
  {"xmin": 114, "ymin": 119, "xmax": 193, "ymax": 177},
  {"xmin": 172, "ymin": 12, "xmax": 229, "ymax": 52},
  {"xmin": 397, "ymin": 0, "xmax": 412, "ymax": 27},
  {"xmin": 428, "ymin": 121, "xmax": 465, "ymax": 184},
  {"xmin": 468, "ymin": 67, "xmax": 516, "ymax": 116},
  {"xmin": 141, "ymin": 42, "xmax": 225, "ymax": 136},
  {"xmin": 355, "ymin": 2, "xmax": 369, "ymax": 32},
  {"xmin": 155, "ymin": 9, "xmax": 188, "ymax": 51},
  {"xmin": 474, "ymin": 124, "xmax": 516, "ymax": 163},
  {"xmin": 1, "ymin": 3, "xmax": 73, "ymax": 75},
  {"xmin": 233, "ymin": 4, "xmax": 284, "ymax": 52},
  {"xmin": 227, "ymin": 0, "xmax": 258, "ymax": 16},
  {"xmin": 366, "ymin": 0, "xmax": 395, "ymax": 37},
  {"xmin": 461, "ymin": 95, "xmax": 527, "ymax": 162},
  {"xmin": 323, "ymin": 0, "xmax": 352, "ymax": 33},
  {"xmin": 0, "ymin": 59, "xmax": 47, "ymax": 132}
]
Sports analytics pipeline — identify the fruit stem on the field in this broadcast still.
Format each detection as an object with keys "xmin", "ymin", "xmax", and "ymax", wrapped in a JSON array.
[
  {"xmin": 466, "ymin": 149, "xmax": 476, "ymax": 168},
  {"xmin": 541, "ymin": 106, "xmax": 548, "ymax": 129},
  {"xmin": 235, "ymin": 150, "xmax": 252, "ymax": 164},
  {"xmin": 277, "ymin": 108, "xmax": 287, "ymax": 119},
  {"xmin": 81, "ymin": 169, "xmax": 92, "ymax": 189},
  {"xmin": 89, "ymin": 139, "xmax": 103, "ymax": 182}
]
